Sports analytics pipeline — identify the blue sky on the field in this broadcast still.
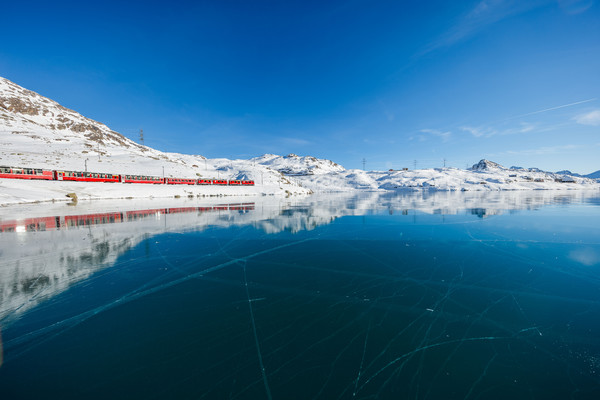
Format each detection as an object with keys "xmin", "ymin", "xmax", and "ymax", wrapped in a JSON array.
[{"xmin": 1, "ymin": 0, "xmax": 599, "ymax": 173}]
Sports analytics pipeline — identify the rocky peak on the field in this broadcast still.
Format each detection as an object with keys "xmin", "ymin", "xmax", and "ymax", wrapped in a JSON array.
[{"xmin": 470, "ymin": 159, "xmax": 505, "ymax": 171}]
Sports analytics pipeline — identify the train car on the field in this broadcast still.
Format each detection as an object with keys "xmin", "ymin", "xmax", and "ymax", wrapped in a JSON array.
[
  {"xmin": 197, "ymin": 179, "xmax": 213, "ymax": 185},
  {"xmin": 212, "ymin": 179, "xmax": 228, "ymax": 185},
  {"xmin": 228, "ymin": 180, "xmax": 241, "ymax": 186},
  {"xmin": 125, "ymin": 208, "xmax": 167, "ymax": 221},
  {"xmin": 0, "ymin": 216, "xmax": 61, "ymax": 232},
  {"xmin": 241, "ymin": 180, "xmax": 255, "ymax": 186},
  {"xmin": 166, "ymin": 207, "xmax": 198, "ymax": 214},
  {"xmin": 165, "ymin": 178, "xmax": 196, "ymax": 185},
  {"xmin": 122, "ymin": 174, "xmax": 164, "ymax": 184},
  {"xmin": 55, "ymin": 171, "xmax": 121, "ymax": 183},
  {"xmin": 0, "ymin": 166, "xmax": 54, "ymax": 180},
  {"xmin": 64, "ymin": 212, "xmax": 123, "ymax": 227},
  {"xmin": 240, "ymin": 202, "xmax": 255, "ymax": 210}
]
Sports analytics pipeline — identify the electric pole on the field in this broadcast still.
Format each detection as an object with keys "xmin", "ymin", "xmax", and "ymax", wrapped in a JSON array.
[
  {"xmin": 140, "ymin": 129, "xmax": 144, "ymax": 146},
  {"xmin": 413, "ymin": 159, "xmax": 417, "ymax": 169},
  {"xmin": 443, "ymin": 158, "xmax": 446, "ymax": 168},
  {"xmin": 362, "ymin": 158, "xmax": 366, "ymax": 171}
]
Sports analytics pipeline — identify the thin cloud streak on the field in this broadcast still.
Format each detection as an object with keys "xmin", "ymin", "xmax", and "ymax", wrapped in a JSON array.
[
  {"xmin": 505, "ymin": 144, "xmax": 581, "ymax": 156},
  {"xmin": 504, "ymin": 98, "xmax": 597, "ymax": 121},
  {"xmin": 461, "ymin": 122, "xmax": 538, "ymax": 138}
]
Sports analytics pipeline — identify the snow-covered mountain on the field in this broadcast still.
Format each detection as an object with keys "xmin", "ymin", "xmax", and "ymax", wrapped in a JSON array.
[
  {"xmin": 470, "ymin": 159, "xmax": 506, "ymax": 171},
  {"xmin": 252, "ymin": 153, "xmax": 345, "ymax": 175}
]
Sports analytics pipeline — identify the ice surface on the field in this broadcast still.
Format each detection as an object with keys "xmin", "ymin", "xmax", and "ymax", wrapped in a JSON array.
[{"xmin": 0, "ymin": 191, "xmax": 599, "ymax": 399}]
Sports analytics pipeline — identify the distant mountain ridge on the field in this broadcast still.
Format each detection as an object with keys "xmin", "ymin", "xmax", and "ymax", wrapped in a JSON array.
[{"xmin": 474, "ymin": 159, "xmax": 599, "ymax": 180}]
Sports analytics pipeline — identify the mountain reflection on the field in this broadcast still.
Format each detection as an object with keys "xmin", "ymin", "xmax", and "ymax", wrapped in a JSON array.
[{"xmin": 0, "ymin": 190, "xmax": 598, "ymax": 325}]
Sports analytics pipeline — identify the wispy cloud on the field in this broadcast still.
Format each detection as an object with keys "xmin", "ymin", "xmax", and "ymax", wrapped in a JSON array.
[
  {"xmin": 573, "ymin": 109, "xmax": 600, "ymax": 126},
  {"xmin": 420, "ymin": 129, "xmax": 452, "ymax": 142},
  {"xmin": 461, "ymin": 126, "xmax": 493, "ymax": 138},
  {"xmin": 420, "ymin": 0, "xmax": 549, "ymax": 56},
  {"xmin": 461, "ymin": 122, "xmax": 536, "ymax": 138},
  {"xmin": 505, "ymin": 144, "xmax": 581, "ymax": 156},
  {"xmin": 280, "ymin": 137, "xmax": 312, "ymax": 146},
  {"xmin": 558, "ymin": 0, "xmax": 595, "ymax": 15},
  {"xmin": 460, "ymin": 98, "xmax": 597, "ymax": 139}
]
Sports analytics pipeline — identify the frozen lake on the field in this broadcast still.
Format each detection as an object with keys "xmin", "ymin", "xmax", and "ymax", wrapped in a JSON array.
[{"xmin": 1, "ymin": 191, "xmax": 600, "ymax": 399}]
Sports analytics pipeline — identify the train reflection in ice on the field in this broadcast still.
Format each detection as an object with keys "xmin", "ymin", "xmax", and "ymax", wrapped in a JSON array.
[{"xmin": 0, "ymin": 203, "xmax": 255, "ymax": 233}]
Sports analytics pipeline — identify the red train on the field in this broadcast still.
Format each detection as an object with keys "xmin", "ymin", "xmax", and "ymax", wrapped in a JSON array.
[{"xmin": 0, "ymin": 165, "xmax": 254, "ymax": 186}]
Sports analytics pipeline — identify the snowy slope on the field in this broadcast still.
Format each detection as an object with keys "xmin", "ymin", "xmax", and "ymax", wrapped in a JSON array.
[{"xmin": 586, "ymin": 170, "xmax": 600, "ymax": 180}]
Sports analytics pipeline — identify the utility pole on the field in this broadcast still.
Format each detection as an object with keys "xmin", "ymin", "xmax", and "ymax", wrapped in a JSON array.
[
  {"xmin": 443, "ymin": 158, "xmax": 447, "ymax": 168},
  {"xmin": 85, "ymin": 158, "xmax": 88, "ymax": 172},
  {"xmin": 362, "ymin": 158, "xmax": 366, "ymax": 171},
  {"xmin": 139, "ymin": 129, "xmax": 144, "ymax": 146},
  {"xmin": 413, "ymin": 159, "xmax": 417, "ymax": 170}
]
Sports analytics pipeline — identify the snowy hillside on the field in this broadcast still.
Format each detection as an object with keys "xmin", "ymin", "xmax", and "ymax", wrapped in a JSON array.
[{"xmin": 0, "ymin": 76, "xmax": 311, "ymax": 200}]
